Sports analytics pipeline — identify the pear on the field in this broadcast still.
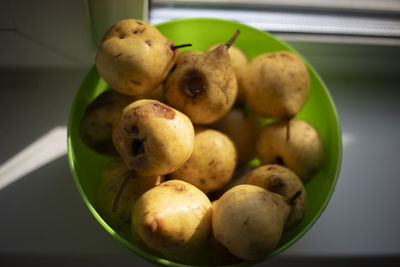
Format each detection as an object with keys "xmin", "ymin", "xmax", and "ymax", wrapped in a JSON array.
[
  {"xmin": 212, "ymin": 184, "xmax": 300, "ymax": 260},
  {"xmin": 168, "ymin": 126, "xmax": 237, "ymax": 194},
  {"xmin": 112, "ymin": 99, "xmax": 195, "ymax": 176},
  {"xmin": 243, "ymin": 51, "xmax": 310, "ymax": 119},
  {"xmin": 206, "ymin": 44, "xmax": 248, "ymax": 104},
  {"xmin": 211, "ymin": 105, "xmax": 260, "ymax": 165},
  {"xmin": 132, "ymin": 180, "xmax": 212, "ymax": 262},
  {"xmin": 245, "ymin": 164, "xmax": 307, "ymax": 230},
  {"xmin": 79, "ymin": 90, "xmax": 135, "ymax": 155},
  {"xmin": 164, "ymin": 30, "xmax": 240, "ymax": 124},
  {"xmin": 96, "ymin": 19, "xmax": 189, "ymax": 96},
  {"xmin": 256, "ymin": 119, "xmax": 325, "ymax": 183},
  {"xmin": 94, "ymin": 158, "xmax": 163, "ymax": 232}
]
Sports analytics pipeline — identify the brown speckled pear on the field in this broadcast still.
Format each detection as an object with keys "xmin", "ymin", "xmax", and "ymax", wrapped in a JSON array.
[
  {"xmin": 132, "ymin": 180, "xmax": 212, "ymax": 262},
  {"xmin": 79, "ymin": 90, "xmax": 135, "ymax": 155},
  {"xmin": 94, "ymin": 158, "xmax": 163, "ymax": 232},
  {"xmin": 112, "ymin": 99, "xmax": 194, "ymax": 176},
  {"xmin": 169, "ymin": 127, "xmax": 237, "ymax": 194},
  {"xmin": 256, "ymin": 119, "xmax": 325, "ymax": 183},
  {"xmin": 212, "ymin": 184, "xmax": 292, "ymax": 260},
  {"xmin": 96, "ymin": 19, "xmax": 179, "ymax": 96},
  {"xmin": 164, "ymin": 30, "xmax": 240, "ymax": 124},
  {"xmin": 243, "ymin": 51, "xmax": 310, "ymax": 119},
  {"xmin": 207, "ymin": 44, "xmax": 249, "ymax": 104},
  {"xmin": 245, "ymin": 164, "xmax": 307, "ymax": 231},
  {"xmin": 211, "ymin": 106, "xmax": 260, "ymax": 165}
]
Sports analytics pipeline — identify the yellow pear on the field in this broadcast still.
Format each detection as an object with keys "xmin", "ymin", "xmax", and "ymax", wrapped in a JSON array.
[
  {"xmin": 207, "ymin": 44, "xmax": 248, "ymax": 103},
  {"xmin": 79, "ymin": 90, "xmax": 135, "ymax": 155},
  {"xmin": 212, "ymin": 184, "xmax": 294, "ymax": 260},
  {"xmin": 96, "ymin": 19, "xmax": 188, "ymax": 96},
  {"xmin": 256, "ymin": 119, "xmax": 325, "ymax": 183},
  {"xmin": 168, "ymin": 127, "xmax": 237, "ymax": 194},
  {"xmin": 164, "ymin": 31, "xmax": 240, "ymax": 124},
  {"xmin": 112, "ymin": 99, "xmax": 194, "ymax": 176},
  {"xmin": 94, "ymin": 158, "xmax": 163, "ymax": 232},
  {"xmin": 132, "ymin": 180, "xmax": 212, "ymax": 262},
  {"xmin": 243, "ymin": 51, "xmax": 310, "ymax": 119},
  {"xmin": 245, "ymin": 164, "xmax": 307, "ymax": 230},
  {"xmin": 211, "ymin": 105, "xmax": 260, "ymax": 165}
]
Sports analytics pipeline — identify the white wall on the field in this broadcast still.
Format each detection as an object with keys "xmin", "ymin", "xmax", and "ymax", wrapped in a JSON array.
[{"xmin": 0, "ymin": 0, "xmax": 148, "ymax": 67}]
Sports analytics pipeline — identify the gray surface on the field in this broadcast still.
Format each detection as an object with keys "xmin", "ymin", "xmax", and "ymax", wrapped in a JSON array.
[{"xmin": 0, "ymin": 41, "xmax": 400, "ymax": 266}]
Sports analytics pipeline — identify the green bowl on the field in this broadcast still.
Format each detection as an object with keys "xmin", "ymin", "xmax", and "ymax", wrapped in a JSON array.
[{"xmin": 67, "ymin": 18, "xmax": 342, "ymax": 266}]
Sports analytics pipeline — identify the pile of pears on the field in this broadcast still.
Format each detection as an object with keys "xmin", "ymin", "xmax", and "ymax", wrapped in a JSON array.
[{"xmin": 79, "ymin": 19, "xmax": 325, "ymax": 264}]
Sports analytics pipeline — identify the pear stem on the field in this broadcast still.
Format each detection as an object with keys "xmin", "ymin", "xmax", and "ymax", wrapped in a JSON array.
[
  {"xmin": 286, "ymin": 190, "xmax": 302, "ymax": 206},
  {"xmin": 225, "ymin": 29, "xmax": 240, "ymax": 49},
  {"xmin": 112, "ymin": 173, "xmax": 131, "ymax": 213},
  {"xmin": 286, "ymin": 118, "xmax": 291, "ymax": 142},
  {"xmin": 171, "ymin": 44, "xmax": 192, "ymax": 51}
]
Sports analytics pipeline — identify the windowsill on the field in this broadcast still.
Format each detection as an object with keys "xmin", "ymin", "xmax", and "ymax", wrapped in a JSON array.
[{"xmin": 150, "ymin": 5, "xmax": 400, "ymax": 46}]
